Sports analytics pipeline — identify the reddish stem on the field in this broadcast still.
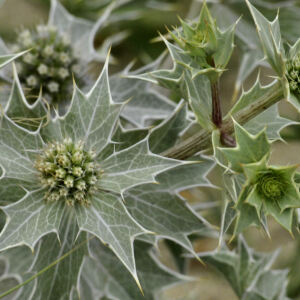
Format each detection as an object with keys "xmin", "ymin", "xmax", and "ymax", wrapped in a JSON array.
[{"xmin": 211, "ymin": 81, "xmax": 222, "ymax": 128}]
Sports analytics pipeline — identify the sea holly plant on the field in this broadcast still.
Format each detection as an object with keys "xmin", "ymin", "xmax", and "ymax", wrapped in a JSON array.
[{"xmin": 0, "ymin": 0, "xmax": 299, "ymax": 299}]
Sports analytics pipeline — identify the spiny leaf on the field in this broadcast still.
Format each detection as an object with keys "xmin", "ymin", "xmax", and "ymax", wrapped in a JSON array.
[
  {"xmin": 79, "ymin": 239, "xmax": 184, "ymax": 300},
  {"xmin": 149, "ymin": 100, "xmax": 190, "ymax": 154},
  {"xmin": 234, "ymin": 185, "xmax": 263, "ymax": 236},
  {"xmin": 5, "ymin": 64, "xmax": 47, "ymax": 130},
  {"xmin": 210, "ymin": 3, "xmax": 268, "ymax": 99},
  {"xmin": 0, "ymin": 116, "xmax": 43, "ymax": 184},
  {"xmin": 246, "ymin": 0, "xmax": 285, "ymax": 77},
  {"xmin": 244, "ymin": 104, "xmax": 295, "ymax": 140},
  {"xmin": 112, "ymin": 124, "xmax": 148, "ymax": 152},
  {"xmin": 212, "ymin": 21, "xmax": 237, "ymax": 71},
  {"xmin": 124, "ymin": 157, "xmax": 214, "ymax": 254},
  {"xmin": 128, "ymin": 37, "xmax": 217, "ymax": 96},
  {"xmin": 0, "ymin": 189, "xmax": 65, "ymax": 251},
  {"xmin": 110, "ymin": 55, "xmax": 176, "ymax": 127},
  {"xmin": 99, "ymin": 139, "xmax": 181, "ymax": 194},
  {"xmin": 198, "ymin": 236, "xmax": 289, "ymax": 300},
  {"xmin": 56, "ymin": 58, "xmax": 122, "ymax": 155},
  {"xmin": 0, "ymin": 246, "xmax": 36, "ymax": 299},
  {"xmin": 75, "ymin": 191, "xmax": 146, "ymax": 283},
  {"xmin": 125, "ymin": 39, "xmax": 214, "ymax": 130},
  {"xmin": 183, "ymin": 70, "xmax": 213, "ymax": 130},
  {"xmin": 0, "ymin": 51, "xmax": 28, "ymax": 69},
  {"xmin": 228, "ymin": 77, "xmax": 292, "ymax": 139},
  {"xmin": 48, "ymin": 0, "xmax": 114, "ymax": 62},
  {"xmin": 29, "ymin": 211, "xmax": 87, "ymax": 300},
  {"xmin": 219, "ymin": 121, "xmax": 271, "ymax": 173},
  {"xmin": 230, "ymin": 78, "xmax": 280, "ymax": 115}
]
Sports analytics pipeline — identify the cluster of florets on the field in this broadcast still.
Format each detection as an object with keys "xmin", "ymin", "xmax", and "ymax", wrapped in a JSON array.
[
  {"xmin": 256, "ymin": 169, "xmax": 287, "ymax": 201},
  {"xmin": 171, "ymin": 22, "xmax": 213, "ymax": 60},
  {"xmin": 35, "ymin": 138, "xmax": 102, "ymax": 207},
  {"xmin": 11, "ymin": 25, "xmax": 82, "ymax": 105},
  {"xmin": 286, "ymin": 52, "xmax": 300, "ymax": 96}
]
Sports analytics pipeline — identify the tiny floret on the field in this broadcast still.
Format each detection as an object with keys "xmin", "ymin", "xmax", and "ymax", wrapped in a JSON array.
[
  {"xmin": 58, "ymin": 68, "xmax": 69, "ymax": 79},
  {"xmin": 35, "ymin": 138, "xmax": 101, "ymax": 206},
  {"xmin": 23, "ymin": 53, "xmax": 35, "ymax": 64},
  {"xmin": 59, "ymin": 52, "xmax": 71, "ymax": 64},
  {"xmin": 43, "ymin": 45, "xmax": 54, "ymax": 57},
  {"xmin": 26, "ymin": 75, "xmax": 38, "ymax": 87},
  {"xmin": 73, "ymin": 166, "xmax": 83, "ymax": 177},
  {"xmin": 47, "ymin": 81, "xmax": 59, "ymax": 93},
  {"xmin": 37, "ymin": 64, "xmax": 48, "ymax": 75},
  {"xmin": 64, "ymin": 175, "xmax": 74, "ymax": 188}
]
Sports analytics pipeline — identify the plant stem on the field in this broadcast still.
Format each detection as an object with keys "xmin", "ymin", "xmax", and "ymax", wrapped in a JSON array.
[
  {"xmin": 211, "ymin": 81, "xmax": 222, "ymax": 128},
  {"xmin": 161, "ymin": 80, "xmax": 283, "ymax": 160}
]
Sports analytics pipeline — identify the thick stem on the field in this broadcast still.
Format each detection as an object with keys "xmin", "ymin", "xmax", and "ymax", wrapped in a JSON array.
[{"xmin": 161, "ymin": 80, "xmax": 283, "ymax": 160}]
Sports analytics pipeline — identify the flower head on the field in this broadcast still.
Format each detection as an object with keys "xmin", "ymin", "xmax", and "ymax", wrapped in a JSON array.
[
  {"xmin": 11, "ymin": 26, "xmax": 83, "ymax": 105},
  {"xmin": 286, "ymin": 51, "xmax": 300, "ymax": 97},
  {"xmin": 237, "ymin": 156, "xmax": 300, "ymax": 233},
  {"xmin": 36, "ymin": 138, "xmax": 101, "ymax": 207},
  {"xmin": 168, "ymin": 1, "xmax": 236, "ymax": 74},
  {"xmin": 256, "ymin": 169, "xmax": 286, "ymax": 200}
]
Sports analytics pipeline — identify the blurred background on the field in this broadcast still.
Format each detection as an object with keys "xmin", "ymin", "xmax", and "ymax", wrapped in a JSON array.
[{"xmin": 0, "ymin": 0, "xmax": 299, "ymax": 299}]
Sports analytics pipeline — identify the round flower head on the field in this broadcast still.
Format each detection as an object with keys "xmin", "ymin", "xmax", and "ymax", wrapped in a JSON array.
[
  {"xmin": 286, "ymin": 51, "xmax": 300, "ymax": 96},
  {"xmin": 35, "ymin": 138, "xmax": 103, "ymax": 207},
  {"xmin": 256, "ymin": 169, "xmax": 287, "ymax": 200},
  {"xmin": 11, "ymin": 26, "xmax": 83, "ymax": 106}
]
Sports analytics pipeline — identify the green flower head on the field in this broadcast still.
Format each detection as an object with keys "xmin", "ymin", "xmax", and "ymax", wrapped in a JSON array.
[
  {"xmin": 222, "ymin": 122, "xmax": 300, "ymax": 235},
  {"xmin": 35, "ymin": 138, "xmax": 102, "ymax": 207},
  {"xmin": 256, "ymin": 169, "xmax": 287, "ymax": 200},
  {"xmin": 237, "ymin": 155, "xmax": 300, "ymax": 233},
  {"xmin": 286, "ymin": 50, "xmax": 300, "ymax": 97},
  {"xmin": 11, "ymin": 26, "xmax": 82, "ymax": 106},
  {"xmin": 168, "ymin": 1, "xmax": 236, "ymax": 72}
]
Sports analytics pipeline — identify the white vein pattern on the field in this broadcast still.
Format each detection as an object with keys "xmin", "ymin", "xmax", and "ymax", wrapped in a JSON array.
[
  {"xmin": 29, "ymin": 211, "xmax": 86, "ymax": 300},
  {"xmin": 78, "ymin": 238, "xmax": 182, "ymax": 300},
  {"xmin": 0, "ymin": 190, "xmax": 65, "ymax": 251},
  {"xmin": 124, "ymin": 159, "xmax": 214, "ymax": 253},
  {"xmin": 75, "ymin": 191, "xmax": 145, "ymax": 281},
  {"xmin": 99, "ymin": 140, "xmax": 180, "ymax": 194},
  {"xmin": 0, "ymin": 117, "xmax": 42, "ymax": 182},
  {"xmin": 48, "ymin": 0, "xmax": 114, "ymax": 62}
]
